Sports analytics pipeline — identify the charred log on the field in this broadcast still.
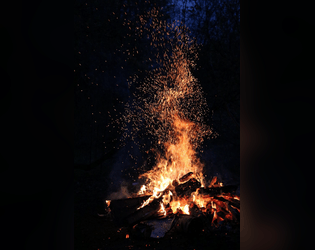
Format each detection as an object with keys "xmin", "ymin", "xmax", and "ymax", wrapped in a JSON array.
[
  {"xmin": 229, "ymin": 198, "xmax": 240, "ymax": 209},
  {"xmin": 109, "ymin": 195, "xmax": 150, "ymax": 225},
  {"xmin": 175, "ymin": 178, "xmax": 201, "ymax": 197},
  {"xmin": 189, "ymin": 203, "xmax": 203, "ymax": 217},
  {"xmin": 214, "ymin": 202, "xmax": 230, "ymax": 215},
  {"xmin": 212, "ymin": 196, "xmax": 240, "ymax": 210},
  {"xmin": 227, "ymin": 204, "xmax": 240, "ymax": 222},
  {"xmin": 217, "ymin": 211, "xmax": 227, "ymax": 220},
  {"xmin": 172, "ymin": 180, "xmax": 179, "ymax": 187},
  {"xmin": 179, "ymin": 172, "xmax": 194, "ymax": 183},
  {"xmin": 209, "ymin": 176, "xmax": 218, "ymax": 187},
  {"xmin": 125, "ymin": 197, "xmax": 162, "ymax": 226},
  {"xmin": 227, "ymin": 199, "xmax": 240, "ymax": 210},
  {"xmin": 213, "ymin": 196, "xmax": 230, "ymax": 203}
]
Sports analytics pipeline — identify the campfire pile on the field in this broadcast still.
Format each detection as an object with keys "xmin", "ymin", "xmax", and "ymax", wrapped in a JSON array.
[{"xmin": 104, "ymin": 173, "xmax": 240, "ymax": 238}]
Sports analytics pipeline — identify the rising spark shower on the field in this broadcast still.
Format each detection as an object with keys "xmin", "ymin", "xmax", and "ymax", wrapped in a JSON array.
[{"xmin": 110, "ymin": 8, "xmax": 239, "ymax": 222}]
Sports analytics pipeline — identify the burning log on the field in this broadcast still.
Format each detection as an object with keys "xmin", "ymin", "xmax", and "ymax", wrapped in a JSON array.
[
  {"xmin": 179, "ymin": 172, "xmax": 194, "ymax": 183},
  {"xmin": 214, "ymin": 202, "xmax": 230, "ymax": 216},
  {"xmin": 155, "ymin": 205, "xmax": 173, "ymax": 219},
  {"xmin": 107, "ymin": 173, "xmax": 239, "ymax": 235},
  {"xmin": 109, "ymin": 195, "xmax": 151, "ymax": 225},
  {"xmin": 189, "ymin": 203, "xmax": 204, "ymax": 217},
  {"xmin": 209, "ymin": 176, "xmax": 217, "ymax": 187},
  {"xmin": 229, "ymin": 198, "xmax": 240, "ymax": 209},
  {"xmin": 172, "ymin": 180, "xmax": 179, "ymax": 187},
  {"xmin": 228, "ymin": 200, "xmax": 241, "ymax": 210},
  {"xmin": 217, "ymin": 196, "xmax": 240, "ymax": 210},
  {"xmin": 175, "ymin": 178, "xmax": 201, "ymax": 197},
  {"xmin": 227, "ymin": 204, "xmax": 240, "ymax": 222},
  {"xmin": 125, "ymin": 197, "xmax": 162, "ymax": 226}
]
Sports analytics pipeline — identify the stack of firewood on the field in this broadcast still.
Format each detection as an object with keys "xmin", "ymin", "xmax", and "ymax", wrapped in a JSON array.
[{"xmin": 105, "ymin": 173, "xmax": 240, "ymax": 238}]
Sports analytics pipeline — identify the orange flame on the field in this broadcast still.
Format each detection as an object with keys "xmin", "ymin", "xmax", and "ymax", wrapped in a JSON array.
[
  {"xmin": 158, "ymin": 203, "xmax": 167, "ymax": 217},
  {"xmin": 138, "ymin": 116, "xmax": 206, "ymax": 199},
  {"xmin": 193, "ymin": 192, "xmax": 212, "ymax": 209},
  {"xmin": 169, "ymin": 198, "xmax": 190, "ymax": 215},
  {"xmin": 183, "ymin": 204, "xmax": 190, "ymax": 215},
  {"xmin": 137, "ymin": 185, "xmax": 147, "ymax": 195}
]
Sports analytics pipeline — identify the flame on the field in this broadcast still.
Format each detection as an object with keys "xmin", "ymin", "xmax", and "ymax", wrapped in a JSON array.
[
  {"xmin": 134, "ymin": 95, "xmax": 237, "ymax": 217},
  {"xmin": 231, "ymin": 205, "xmax": 240, "ymax": 213},
  {"xmin": 209, "ymin": 176, "xmax": 217, "ymax": 187},
  {"xmin": 106, "ymin": 200, "xmax": 111, "ymax": 207},
  {"xmin": 183, "ymin": 204, "xmax": 190, "ymax": 215},
  {"xmin": 162, "ymin": 190, "xmax": 172, "ymax": 205},
  {"xmin": 212, "ymin": 202, "xmax": 217, "ymax": 224},
  {"xmin": 158, "ymin": 203, "xmax": 167, "ymax": 216},
  {"xmin": 138, "ymin": 115, "xmax": 206, "ymax": 198},
  {"xmin": 168, "ymin": 198, "xmax": 190, "ymax": 215},
  {"xmin": 234, "ymin": 196, "xmax": 240, "ymax": 201},
  {"xmin": 137, "ymin": 185, "xmax": 147, "ymax": 195},
  {"xmin": 193, "ymin": 193, "xmax": 212, "ymax": 209},
  {"xmin": 137, "ymin": 194, "xmax": 158, "ymax": 210}
]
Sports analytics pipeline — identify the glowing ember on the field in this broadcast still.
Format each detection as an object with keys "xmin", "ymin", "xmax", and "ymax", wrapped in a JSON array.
[{"xmin": 234, "ymin": 196, "xmax": 240, "ymax": 201}]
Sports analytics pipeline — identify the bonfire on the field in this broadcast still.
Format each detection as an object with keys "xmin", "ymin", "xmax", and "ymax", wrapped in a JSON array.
[{"xmin": 104, "ymin": 8, "xmax": 240, "ymax": 238}]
